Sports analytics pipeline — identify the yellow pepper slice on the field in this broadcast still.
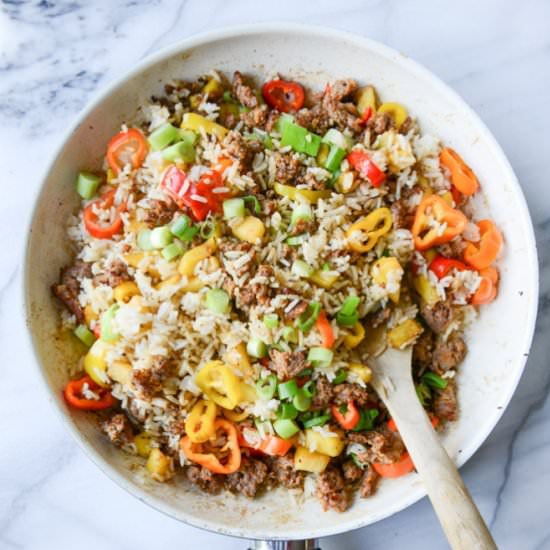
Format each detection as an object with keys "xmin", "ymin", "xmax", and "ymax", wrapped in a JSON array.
[
  {"xmin": 184, "ymin": 399, "xmax": 218, "ymax": 443},
  {"xmin": 371, "ymin": 257, "xmax": 404, "ymax": 304},
  {"xmin": 274, "ymin": 182, "xmax": 331, "ymax": 204},
  {"xmin": 123, "ymin": 252, "xmax": 145, "ymax": 268},
  {"xmin": 377, "ymin": 102, "xmax": 408, "ymax": 128},
  {"xmin": 305, "ymin": 429, "xmax": 345, "ymax": 457},
  {"xmin": 346, "ymin": 208, "xmax": 393, "ymax": 253},
  {"xmin": 114, "ymin": 281, "xmax": 140, "ymax": 303},
  {"xmin": 349, "ymin": 363, "xmax": 372, "ymax": 383},
  {"xmin": 344, "ymin": 322, "xmax": 366, "ymax": 349},
  {"xmin": 178, "ymin": 237, "xmax": 217, "ymax": 277},
  {"xmin": 223, "ymin": 342, "xmax": 254, "ymax": 378},
  {"xmin": 231, "ymin": 216, "xmax": 265, "ymax": 244},
  {"xmin": 84, "ymin": 339, "xmax": 110, "ymax": 387},
  {"xmin": 195, "ymin": 360, "xmax": 242, "ymax": 410},
  {"xmin": 294, "ymin": 445, "xmax": 330, "ymax": 473},
  {"xmin": 309, "ymin": 269, "xmax": 339, "ymax": 289},
  {"xmin": 181, "ymin": 113, "xmax": 228, "ymax": 141},
  {"xmin": 413, "ymin": 274, "xmax": 440, "ymax": 306},
  {"xmin": 222, "ymin": 407, "xmax": 250, "ymax": 422}
]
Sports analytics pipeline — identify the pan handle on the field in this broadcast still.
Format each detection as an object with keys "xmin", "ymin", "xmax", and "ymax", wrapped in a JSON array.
[{"xmin": 248, "ymin": 540, "xmax": 320, "ymax": 550}]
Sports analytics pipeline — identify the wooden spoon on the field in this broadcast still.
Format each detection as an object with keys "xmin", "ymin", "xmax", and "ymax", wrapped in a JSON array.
[{"xmin": 369, "ymin": 346, "xmax": 497, "ymax": 550}]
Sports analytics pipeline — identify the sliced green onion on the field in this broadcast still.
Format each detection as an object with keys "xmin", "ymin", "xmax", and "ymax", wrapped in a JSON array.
[
  {"xmin": 286, "ymin": 233, "xmax": 308, "ymax": 246},
  {"xmin": 205, "ymin": 288, "xmax": 231, "ymax": 314},
  {"xmin": 76, "ymin": 172, "xmax": 101, "ymax": 200},
  {"xmin": 273, "ymin": 418, "xmax": 300, "ymax": 439},
  {"xmin": 321, "ymin": 262, "xmax": 331, "ymax": 271},
  {"xmin": 281, "ymin": 121, "xmax": 321, "ymax": 156},
  {"xmin": 332, "ymin": 369, "xmax": 348, "ymax": 385},
  {"xmin": 290, "ymin": 204, "xmax": 313, "ymax": 226},
  {"xmin": 302, "ymin": 414, "xmax": 330, "ymax": 428},
  {"xmin": 336, "ymin": 296, "xmax": 361, "ymax": 326},
  {"xmin": 247, "ymin": 337, "xmax": 267, "ymax": 359},
  {"xmin": 278, "ymin": 379, "xmax": 298, "ymax": 400},
  {"xmin": 161, "ymin": 240, "xmax": 185, "ymax": 261},
  {"xmin": 277, "ymin": 402, "xmax": 298, "ymax": 420},
  {"xmin": 171, "ymin": 215, "xmax": 191, "ymax": 239},
  {"xmin": 137, "ymin": 229, "xmax": 154, "ymax": 251},
  {"xmin": 243, "ymin": 195, "xmax": 261, "ymax": 215},
  {"xmin": 254, "ymin": 419, "xmax": 274, "ymax": 438},
  {"xmin": 291, "ymin": 259, "xmax": 314, "ymax": 278},
  {"xmin": 100, "ymin": 304, "xmax": 120, "ymax": 343},
  {"xmin": 353, "ymin": 409, "xmax": 379, "ymax": 432},
  {"xmin": 416, "ymin": 382, "xmax": 432, "ymax": 406},
  {"xmin": 322, "ymin": 128, "xmax": 350, "ymax": 150},
  {"xmin": 74, "ymin": 324, "xmax": 96, "ymax": 347},
  {"xmin": 178, "ymin": 225, "xmax": 199, "ymax": 242},
  {"xmin": 323, "ymin": 145, "xmax": 346, "ymax": 173},
  {"xmin": 255, "ymin": 374, "xmax": 277, "ymax": 400},
  {"xmin": 301, "ymin": 380, "xmax": 315, "ymax": 397},
  {"xmin": 336, "ymin": 312, "xmax": 358, "ymax": 326},
  {"xmin": 199, "ymin": 219, "xmax": 217, "ymax": 239},
  {"xmin": 273, "ymin": 113, "xmax": 294, "ymax": 134},
  {"xmin": 293, "ymin": 390, "xmax": 312, "ymax": 412},
  {"xmin": 296, "ymin": 302, "xmax": 321, "ymax": 333},
  {"xmin": 223, "ymin": 198, "xmax": 245, "ymax": 219},
  {"xmin": 150, "ymin": 226, "xmax": 173, "ymax": 249},
  {"xmin": 307, "ymin": 347, "xmax": 333, "ymax": 367},
  {"xmin": 263, "ymin": 313, "xmax": 279, "ymax": 329},
  {"xmin": 422, "ymin": 372, "xmax": 448, "ymax": 390},
  {"xmin": 162, "ymin": 141, "xmax": 196, "ymax": 163},
  {"xmin": 179, "ymin": 129, "xmax": 198, "ymax": 145},
  {"xmin": 148, "ymin": 123, "xmax": 180, "ymax": 151},
  {"xmin": 282, "ymin": 326, "xmax": 298, "ymax": 343},
  {"xmin": 222, "ymin": 90, "xmax": 234, "ymax": 102}
]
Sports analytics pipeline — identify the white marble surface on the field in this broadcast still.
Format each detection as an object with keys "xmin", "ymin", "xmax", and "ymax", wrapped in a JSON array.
[{"xmin": 1, "ymin": 1, "xmax": 549, "ymax": 549}]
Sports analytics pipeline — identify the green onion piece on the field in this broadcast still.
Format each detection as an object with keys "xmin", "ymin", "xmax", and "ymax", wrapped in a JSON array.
[
  {"xmin": 291, "ymin": 259, "xmax": 314, "ymax": 278},
  {"xmin": 301, "ymin": 380, "xmax": 315, "ymax": 397},
  {"xmin": 281, "ymin": 326, "xmax": 298, "ymax": 343},
  {"xmin": 243, "ymin": 195, "xmax": 261, "ymax": 215},
  {"xmin": 297, "ymin": 302, "xmax": 321, "ymax": 333},
  {"xmin": 422, "ymin": 372, "xmax": 448, "ymax": 390},
  {"xmin": 323, "ymin": 145, "xmax": 346, "ymax": 173},
  {"xmin": 162, "ymin": 141, "xmax": 196, "ymax": 163},
  {"xmin": 148, "ymin": 123, "xmax": 180, "ymax": 151},
  {"xmin": 199, "ymin": 219, "xmax": 217, "ymax": 239},
  {"xmin": 302, "ymin": 414, "xmax": 330, "ymax": 428},
  {"xmin": 336, "ymin": 312, "xmax": 359, "ymax": 326},
  {"xmin": 281, "ymin": 121, "xmax": 322, "ymax": 157},
  {"xmin": 273, "ymin": 418, "xmax": 300, "ymax": 439},
  {"xmin": 353, "ymin": 409, "xmax": 379, "ymax": 432},
  {"xmin": 416, "ymin": 382, "xmax": 432, "ymax": 406},
  {"xmin": 179, "ymin": 129, "xmax": 198, "ymax": 145},
  {"xmin": 179, "ymin": 225, "xmax": 199, "ymax": 242},
  {"xmin": 137, "ymin": 229, "xmax": 154, "ymax": 251},
  {"xmin": 161, "ymin": 241, "xmax": 185, "ymax": 261},
  {"xmin": 286, "ymin": 233, "xmax": 308, "ymax": 246},
  {"xmin": 332, "ymin": 369, "xmax": 348, "ymax": 385},
  {"xmin": 222, "ymin": 90, "xmax": 234, "ymax": 102},
  {"xmin": 171, "ymin": 215, "xmax": 191, "ymax": 239},
  {"xmin": 247, "ymin": 337, "xmax": 267, "ymax": 359},
  {"xmin": 307, "ymin": 346, "xmax": 333, "ymax": 367},
  {"xmin": 254, "ymin": 419, "xmax": 274, "ymax": 438},
  {"xmin": 277, "ymin": 402, "xmax": 298, "ymax": 420},
  {"xmin": 205, "ymin": 288, "xmax": 231, "ymax": 314},
  {"xmin": 321, "ymin": 128, "xmax": 350, "ymax": 150},
  {"xmin": 336, "ymin": 296, "xmax": 361, "ymax": 326},
  {"xmin": 278, "ymin": 379, "xmax": 298, "ymax": 400},
  {"xmin": 263, "ymin": 313, "xmax": 279, "ymax": 329},
  {"xmin": 273, "ymin": 113, "xmax": 294, "ymax": 134},
  {"xmin": 76, "ymin": 172, "xmax": 101, "ymax": 200},
  {"xmin": 321, "ymin": 262, "xmax": 331, "ymax": 271},
  {"xmin": 223, "ymin": 198, "xmax": 245, "ymax": 219},
  {"xmin": 293, "ymin": 390, "xmax": 312, "ymax": 412},
  {"xmin": 255, "ymin": 374, "xmax": 277, "ymax": 400},
  {"xmin": 74, "ymin": 324, "xmax": 96, "ymax": 347},
  {"xmin": 290, "ymin": 204, "xmax": 313, "ymax": 226},
  {"xmin": 150, "ymin": 226, "xmax": 173, "ymax": 249},
  {"xmin": 100, "ymin": 304, "xmax": 120, "ymax": 343},
  {"xmin": 351, "ymin": 453, "xmax": 366, "ymax": 469}
]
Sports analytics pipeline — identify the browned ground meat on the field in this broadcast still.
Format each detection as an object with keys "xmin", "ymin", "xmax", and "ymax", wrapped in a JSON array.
[
  {"xmin": 51, "ymin": 261, "xmax": 92, "ymax": 323},
  {"xmin": 144, "ymin": 198, "xmax": 178, "ymax": 228},
  {"xmin": 433, "ymin": 381, "xmax": 458, "ymax": 421},
  {"xmin": 93, "ymin": 260, "xmax": 130, "ymax": 288},
  {"xmin": 294, "ymin": 105, "xmax": 330, "ymax": 135},
  {"xmin": 333, "ymin": 383, "xmax": 370, "ymax": 407},
  {"xmin": 342, "ymin": 459, "xmax": 364, "ymax": 483},
  {"xmin": 413, "ymin": 330, "xmax": 434, "ymax": 368},
  {"xmin": 398, "ymin": 116, "xmax": 413, "ymax": 135},
  {"xmin": 223, "ymin": 130, "xmax": 261, "ymax": 172},
  {"xmin": 131, "ymin": 356, "xmax": 173, "ymax": 399},
  {"xmin": 268, "ymin": 454, "xmax": 304, "ymax": 489},
  {"xmin": 316, "ymin": 466, "xmax": 352, "ymax": 512},
  {"xmin": 274, "ymin": 152, "xmax": 301, "ymax": 182},
  {"xmin": 284, "ymin": 299, "xmax": 308, "ymax": 321},
  {"xmin": 360, "ymin": 466, "xmax": 380, "ymax": 498},
  {"xmin": 330, "ymin": 79, "xmax": 358, "ymax": 101},
  {"xmin": 232, "ymin": 71, "xmax": 259, "ymax": 109},
  {"xmin": 436, "ymin": 237, "xmax": 467, "ymax": 258},
  {"xmin": 225, "ymin": 456, "xmax": 268, "ymax": 497},
  {"xmin": 101, "ymin": 413, "xmax": 133, "ymax": 447},
  {"xmin": 265, "ymin": 110, "xmax": 281, "ymax": 132},
  {"xmin": 311, "ymin": 376, "xmax": 333, "ymax": 410},
  {"xmin": 186, "ymin": 465, "xmax": 224, "ymax": 494},
  {"xmin": 240, "ymin": 105, "xmax": 269, "ymax": 129},
  {"xmin": 432, "ymin": 333, "xmax": 467, "ymax": 372},
  {"xmin": 367, "ymin": 112, "xmax": 394, "ymax": 136},
  {"xmin": 391, "ymin": 198, "xmax": 415, "ymax": 230},
  {"xmin": 348, "ymin": 428, "xmax": 405, "ymax": 464},
  {"xmin": 289, "ymin": 218, "xmax": 316, "ymax": 236},
  {"xmin": 420, "ymin": 299, "xmax": 455, "ymax": 334},
  {"xmin": 268, "ymin": 349, "xmax": 308, "ymax": 381},
  {"xmin": 295, "ymin": 172, "xmax": 325, "ymax": 191}
]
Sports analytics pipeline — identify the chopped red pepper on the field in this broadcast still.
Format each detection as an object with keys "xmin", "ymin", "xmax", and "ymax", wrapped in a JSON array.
[
  {"xmin": 429, "ymin": 255, "xmax": 471, "ymax": 279},
  {"xmin": 359, "ymin": 106, "xmax": 373, "ymax": 125},
  {"xmin": 160, "ymin": 166, "xmax": 229, "ymax": 221},
  {"xmin": 373, "ymin": 452, "xmax": 415, "ymax": 478},
  {"xmin": 261, "ymin": 79, "xmax": 305, "ymax": 113},
  {"xmin": 316, "ymin": 311, "xmax": 335, "ymax": 348},
  {"xmin": 331, "ymin": 400, "xmax": 360, "ymax": 430},
  {"xmin": 106, "ymin": 128, "xmax": 148, "ymax": 175},
  {"xmin": 240, "ymin": 431, "xmax": 293, "ymax": 457},
  {"xmin": 347, "ymin": 150, "xmax": 386, "ymax": 187},
  {"xmin": 450, "ymin": 185, "xmax": 462, "ymax": 206},
  {"xmin": 64, "ymin": 375, "xmax": 115, "ymax": 410},
  {"xmin": 83, "ymin": 188, "xmax": 126, "ymax": 240}
]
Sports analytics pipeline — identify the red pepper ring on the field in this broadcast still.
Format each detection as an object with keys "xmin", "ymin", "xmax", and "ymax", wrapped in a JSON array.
[
  {"xmin": 106, "ymin": 127, "xmax": 148, "ymax": 175},
  {"xmin": 347, "ymin": 150, "xmax": 386, "ymax": 187},
  {"xmin": 331, "ymin": 400, "xmax": 360, "ymax": 430},
  {"xmin": 429, "ymin": 255, "xmax": 472, "ymax": 280},
  {"xmin": 83, "ymin": 188, "xmax": 127, "ymax": 240},
  {"xmin": 64, "ymin": 375, "xmax": 115, "ymax": 411},
  {"xmin": 261, "ymin": 79, "xmax": 305, "ymax": 113}
]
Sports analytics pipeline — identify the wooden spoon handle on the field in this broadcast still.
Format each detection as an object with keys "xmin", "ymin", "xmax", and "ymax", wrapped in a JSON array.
[{"xmin": 371, "ymin": 367, "xmax": 497, "ymax": 550}]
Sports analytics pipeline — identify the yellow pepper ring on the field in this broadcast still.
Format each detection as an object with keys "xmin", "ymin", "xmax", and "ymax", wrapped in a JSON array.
[
  {"xmin": 346, "ymin": 207, "xmax": 393, "ymax": 253},
  {"xmin": 195, "ymin": 360, "xmax": 242, "ymax": 410},
  {"xmin": 222, "ymin": 407, "xmax": 249, "ymax": 422},
  {"xmin": 184, "ymin": 399, "xmax": 218, "ymax": 443},
  {"xmin": 344, "ymin": 322, "xmax": 366, "ymax": 349}
]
